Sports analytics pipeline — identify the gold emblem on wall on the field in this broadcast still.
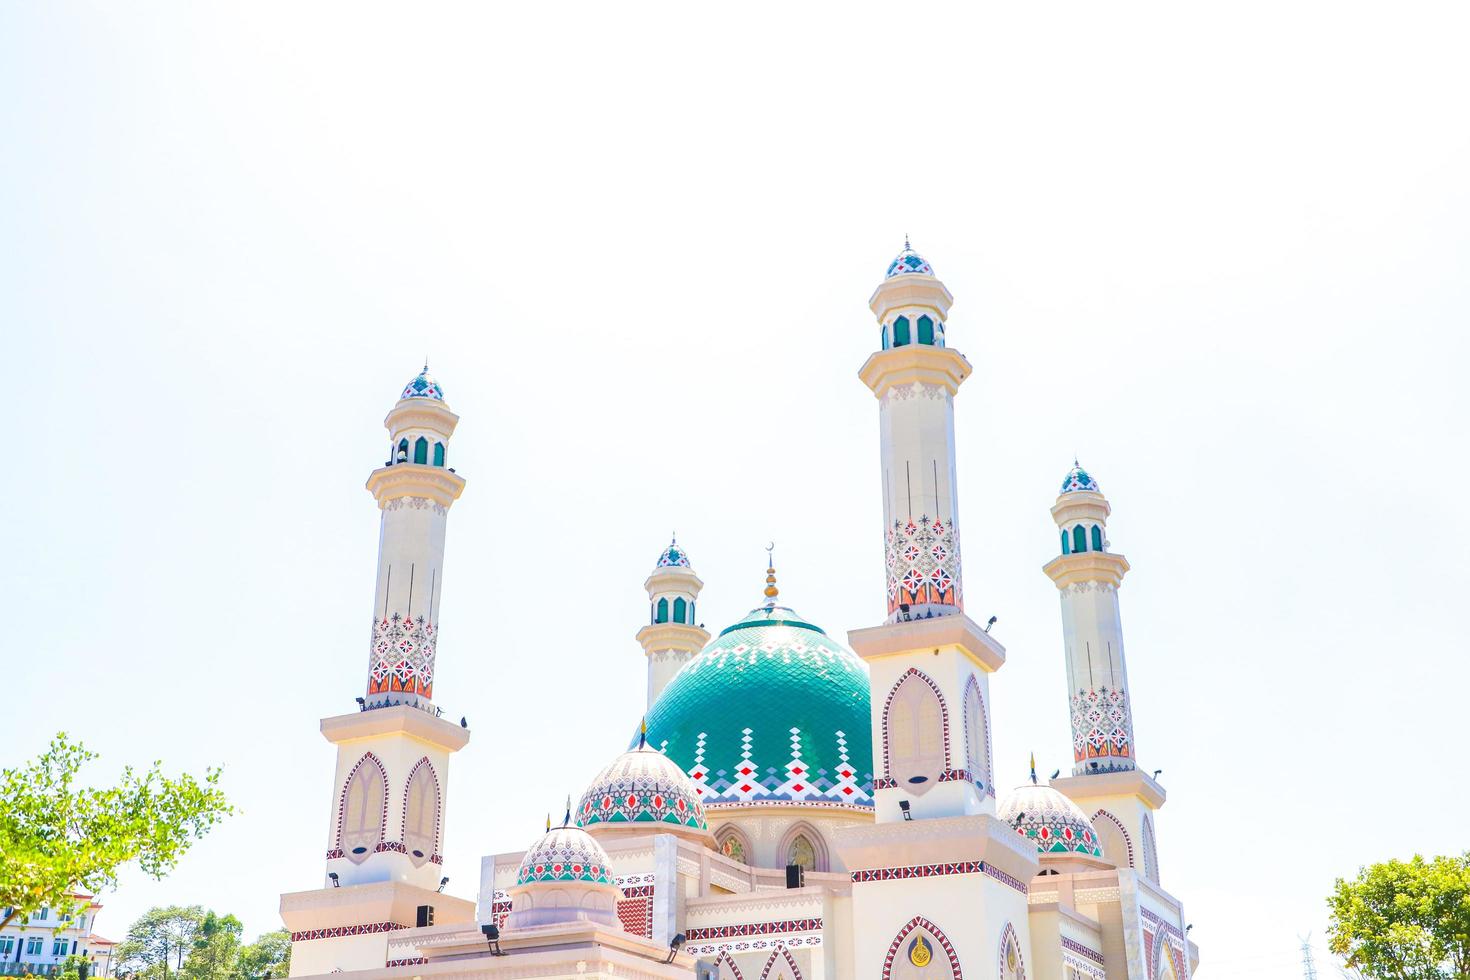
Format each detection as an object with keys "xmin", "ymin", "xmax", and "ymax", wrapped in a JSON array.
[{"xmin": 908, "ymin": 934, "xmax": 933, "ymax": 967}]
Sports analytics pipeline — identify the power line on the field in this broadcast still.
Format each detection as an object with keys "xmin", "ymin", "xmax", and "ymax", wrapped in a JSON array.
[{"xmin": 1300, "ymin": 933, "xmax": 1318, "ymax": 980}]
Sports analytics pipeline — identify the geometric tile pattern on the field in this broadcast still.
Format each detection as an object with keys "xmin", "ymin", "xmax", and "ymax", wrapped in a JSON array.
[
  {"xmin": 616, "ymin": 883, "xmax": 654, "ymax": 938},
  {"xmin": 400, "ymin": 369, "xmax": 444, "ymax": 401},
  {"xmin": 1060, "ymin": 464, "xmax": 1099, "ymax": 494},
  {"xmin": 1069, "ymin": 687, "xmax": 1133, "ymax": 770},
  {"xmin": 576, "ymin": 747, "xmax": 707, "ymax": 831},
  {"xmin": 885, "ymin": 245, "xmax": 935, "ymax": 280},
  {"xmin": 884, "ymin": 516, "xmax": 963, "ymax": 617},
  {"xmin": 655, "ymin": 539, "xmax": 691, "ymax": 568},
  {"xmin": 881, "ymin": 916, "xmax": 961, "ymax": 980},
  {"xmin": 1061, "ymin": 937, "xmax": 1106, "ymax": 965},
  {"xmin": 684, "ymin": 920, "xmax": 825, "ymax": 958},
  {"xmin": 367, "ymin": 613, "xmax": 437, "ymax": 700},
  {"xmin": 289, "ymin": 921, "xmax": 408, "ymax": 943},
  {"xmin": 514, "ymin": 827, "xmax": 616, "ymax": 886},
  {"xmin": 997, "ymin": 784, "xmax": 1104, "ymax": 858},
  {"xmin": 760, "ymin": 946, "xmax": 803, "ymax": 980},
  {"xmin": 850, "ymin": 861, "xmax": 1028, "ymax": 895}
]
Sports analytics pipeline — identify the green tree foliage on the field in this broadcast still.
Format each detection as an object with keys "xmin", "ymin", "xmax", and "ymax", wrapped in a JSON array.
[
  {"xmin": 57, "ymin": 954, "xmax": 93, "ymax": 980},
  {"xmin": 1328, "ymin": 852, "xmax": 1470, "ymax": 979},
  {"xmin": 0, "ymin": 734, "xmax": 232, "ymax": 929},
  {"xmin": 234, "ymin": 931, "xmax": 291, "ymax": 980},
  {"xmin": 180, "ymin": 912, "xmax": 243, "ymax": 980},
  {"xmin": 117, "ymin": 906, "xmax": 204, "ymax": 980}
]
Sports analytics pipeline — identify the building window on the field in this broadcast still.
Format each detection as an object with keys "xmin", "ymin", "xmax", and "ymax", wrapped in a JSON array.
[
  {"xmin": 413, "ymin": 436, "xmax": 428, "ymax": 464},
  {"xmin": 673, "ymin": 597, "xmax": 687, "ymax": 624},
  {"xmin": 886, "ymin": 671, "xmax": 946, "ymax": 795},
  {"xmin": 881, "ymin": 326, "xmax": 889, "ymax": 351},
  {"xmin": 0, "ymin": 938, "xmax": 14, "ymax": 957},
  {"xmin": 1061, "ymin": 529, "xmax": 1070, "ymax": 555},
  {"xmin": 716, "ymin": 828, "xmax": 749, "ymax": 864},
  {"xmin": 786, "ymin": 834, "xmax": 816, "ymax": 871},
  {"xmin": 1072, "ymin": 524, "xmax": 1087, "ymax": 554},
  {"xmin": 403, "ymin": 761, "xmax": 440, "ymax": 868},
  {"xmin": 38, "ymin": 908, "xmax": 49, "ymax": 921},
  {"xmin": 893, "ymin": 315, "xmax": 911, "ymax": 347},
  {"xmin": 656, "ymin": 597, "xmax": 669, "ymax": 624},
  {"xmin": 917, "ymin": 315, "xmax": 934, "ymax": 345},
  {"xmin": 53, "ymin": 939, "xmax": 69, "ymax": 957},
  {"xmin": 397, "ymin": 438, "xmax": 409, "ymax": 463},
  {"xmin": 26, "ymin": 938, "xmax": 43, "ymax": 956},
  {"xmin": 1091, "ymin": 525, "xmax": 1103, "ymax": 551},
  {"xmin": 433, "ymin": 442, "xmax": 445, "ymax": 467}
]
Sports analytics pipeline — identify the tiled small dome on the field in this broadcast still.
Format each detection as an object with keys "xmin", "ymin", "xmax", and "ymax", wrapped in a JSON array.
[
  {"xmin": 400, "ymin": 368, "xmax": 445, "ymax": 401},
  {"xmin": 885, "ymin": 243, "xmax": 935, "ymax": 279},
  {"xmin": 515, "ymin": 826, "xmax": 616, "ymax": 886},
  {"xmin": 576, "ymin": 746, "xmax": 707, "ymax": 832},
  {"xmin": 655, "ymin": 540, "xmax": 691, "ymax": 569},
  {"xmin": 1060, "ymin": 464, "xmax": 1099, "ymax": 494},
  {"xmin": 997, "ymin": 783, "xmax": 1104, "ymax": 859}
]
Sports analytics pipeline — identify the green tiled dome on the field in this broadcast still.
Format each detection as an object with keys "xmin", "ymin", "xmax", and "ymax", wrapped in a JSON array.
[{"xmin": 638, "ymin": 602, "xmax": 874, "ymax": 809}]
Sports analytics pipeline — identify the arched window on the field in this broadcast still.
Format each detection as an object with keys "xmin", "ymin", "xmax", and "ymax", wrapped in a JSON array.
[
  {"xmin": 886, "ymin": 670, "xmax": 946, "ymax": 795},
  {"xmin": 787, "ymin": 835, "xmax": 815, "ymax": 870},
  {"xmin": 1061, "ymin": 529, "xmax": 1070, "ymax": 555},
  {"xmin": 893, "ymin": 315, "xmax": 911, "ymax": 347},
  {"xmin": 655, "ymin": 598, "xmax": 669, "ymax": 624},
  {"xmin": 881, "ymin": 326, "xmax": 889, "ymax": 351},
  {"xmin": 413, "ymin": 437, "xmax": 428, "ymax": 464},
  {"xmin": 397, "ymin": 438, "xmax": 409, "ymax": 463},
  {"xmin": 1072, "ymin": 525, "xmax": 1087, "ymax": 553},
  {"xmin": 716, "ymin": 827, "xmax": 750, "ymax": 864},
  {"xmin": 402, "ymin": 760, "xmax": 440, "ymax": 868},
  {"xmin": 338, "ymin": 755, "xmax": 386, "ymax": 863},
  {"xmin": 1091, "ymin": 810, "xmax": 1132, "ymax": 868},
  {"xmin": 963, "ymin": 678, "xmax": 992, "ymax": 792},
  {"xmin": 673, "ymin": 597, "xmax": 687, "ymax": 624},
  {"xmin": 884, "ymin": 917, "xmax": 961, "ymax": 980},
  {"xmin": 917, "ymin": 315, "xmax": 934, "ymax": 345},
  {"xmin": 1091, "ymin": 525, "xmax": 1103, "ymax": 551},
  {"xmin": 433, "ymin": 442, "xmax": 445, "ymax": 467},
  {"xmin": 999, "ymin": 924, "xmax": 1026, "ymax": 980},
  {"xmin": 1142, "ymin": 814, "xmax": 1160, "ymax": 884}
]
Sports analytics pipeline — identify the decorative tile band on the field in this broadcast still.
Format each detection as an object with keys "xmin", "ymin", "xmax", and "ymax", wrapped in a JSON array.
[
  {"xmin": 850, "ymin": 860, "xmax": 1028, "ymax": 895},
  {"xmin": 1062, "ymin": 936, "xmax": 1106, "ymax": 965},
  {"xmin": 290, "ymin": 921, "xmax": 409, "ymax": 943},
  {"xmin": 384, "ymin": 958, "xmax": 427, "ymax": 968},
  {"xmin": 686, "ymin": 919, "xmax": 823, "ymax": 942},
  {"xmin": 684, "ymin": 934, "xmax": 822, "ymax": 958}
]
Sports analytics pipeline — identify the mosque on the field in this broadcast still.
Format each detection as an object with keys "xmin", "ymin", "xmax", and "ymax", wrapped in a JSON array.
[{"xmin": 278, "ymin": 245, "xmax": 1200, "ymax": 979}]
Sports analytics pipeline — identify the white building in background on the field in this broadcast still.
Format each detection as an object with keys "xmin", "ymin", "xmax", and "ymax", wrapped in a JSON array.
[
  {"xmin": 279, "ymin": 244, "xmax": 1201, "ymax": 979},
  {"xmin": 1, "ymin": 893, "xmax": 116, "ymax": 978}
]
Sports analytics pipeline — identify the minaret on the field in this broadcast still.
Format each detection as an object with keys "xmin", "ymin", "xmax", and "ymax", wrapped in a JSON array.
[
  {"xmin": 280, "ymin": 367, "xmax": 475, "ymax": 978},
  {"xmin": 635, "ymin": 537, "xmax": 709, "ymax": 708},
  {"xmin": 1045, "ymin": 464, "xmax": 1168, "ymax": 885},
  {"xmin": 839, "ymin": 244, "xmax": 1037, "ymax": 980}
]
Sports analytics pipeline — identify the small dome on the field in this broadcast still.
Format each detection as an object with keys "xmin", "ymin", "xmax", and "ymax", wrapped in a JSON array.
[
  {"xmin": 515, "ymin": 826, "xmax": 616, "ymax": 886},
  {"xmin": 1060, "ymin": 464, "xmax": 1099, "ymax": 494},
  {"xmin": 655, "ymin": 540, "xmax": 691, "ymax": 569},
  {"xmin": 576, "ymin": 746, "xmax": 707, "ymax": 832},
  {"xmin": 996, "ymin": 783, "xmax": 1103, "ymax": 858},
  {"xmin": 400, "ymin": 368, "xmax": 445, "ymax": 401},
  {"xmin": 885, "ymin": 242, "xmax": 935, "ymax": 279}
]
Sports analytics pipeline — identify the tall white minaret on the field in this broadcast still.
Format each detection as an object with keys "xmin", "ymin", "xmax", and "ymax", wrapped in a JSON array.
[
  {"xmin": 280, "ymin": 368, "xmax": 475, "ymax": 978},
  {"xmin": 840, "ymin": 244, "xmax": 1037, "ymax": 980},
  {"xmin": 635, "ymin": 538, "xmax": 709, "ymax": 708},
  {"xmin": 1045, "ymin": 465, "xmax": 1168, "ymax": 885}
]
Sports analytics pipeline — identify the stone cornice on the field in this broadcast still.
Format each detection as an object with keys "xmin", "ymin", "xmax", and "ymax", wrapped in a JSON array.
[
  {"xmin": 867, "ymin": 275, "xmax": 955, "ymax": 323},
  {"xmin": 1042, "ymin": 551, "xmax": 1130, "ymax": 589},
  {"xmin": 320, "ymin": 706, "xmax": 471, "ymax": 753},
  {"xmin": 366, "ymin": 465, "xmax": 467, "ymax": 510},
  {"xmin": 858, "ymin": 345, "xmax": 971, "ymax": 399},
  {"xmin": 1050, "ymin": 769, "xmax": 1166, "ymax": 810},
  {"xmin": 385, "ymin": 401, "xmax": 460, "ymax": 441},
  {"xmin": 635, "ymin": 622, "xmax": 709, "ymax": 655},
  {"xmin": 642, "ymin": 568, "xmax": 704, "ymax": 596},
  {"xmin": 1051, "ymin": 491, "xmax": 1111, "ymax": 526},
  {"xmin": 835, "ymin": 812, "xmax": 1039, "ymax": 885},
  {"xmin": 847, "ymin": 613, "xmax": 1005, "ymax": 673}
]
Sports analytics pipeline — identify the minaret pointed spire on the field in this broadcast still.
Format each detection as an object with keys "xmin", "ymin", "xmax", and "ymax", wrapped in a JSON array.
[
  {"xmin": 638, "ymin": 717, "xmax": 648, "ymax": 750},
  {"xmin": 763, "ymin": 543, "xmax": 779, "ymax": 606},
  {"xmin": 1029, "ymin": 752, "xmax": 1038, "ymax": 785},
  {"xmin": 562, "ymin": 795, "xmax": 572, "ymax": 828}
]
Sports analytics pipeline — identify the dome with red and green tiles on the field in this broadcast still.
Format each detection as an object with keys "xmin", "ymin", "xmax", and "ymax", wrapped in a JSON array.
[
  {"xmin": 575, "ymin": 745, "xmax": 709, "ymax": 840},
  {"xmin": 636, "ymin": 596, "xmax": 874, "ymax": 810},
  {"xmin": 997, "ymin": 783, "xmax": 1104, "ymax": 859}
]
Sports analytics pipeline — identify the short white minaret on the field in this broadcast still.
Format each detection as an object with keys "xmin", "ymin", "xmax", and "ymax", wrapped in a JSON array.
[
  {"xmin": 839, "ymin": 245, "xmax": 1036, "ymax": 980},
  {"xmin": 280, "ymin": 368, "xmax": 475, "ymax": 977},
  {"xmin": 635, "ymin": 538, "xmax": 709, "ymax": 708},
  {"xmin": 1045, "ymin": 465, "xmax": 1169, "ymax": 886}
]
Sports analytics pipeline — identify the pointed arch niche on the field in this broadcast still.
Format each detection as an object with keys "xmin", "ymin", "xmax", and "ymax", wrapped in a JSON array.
[
  {"xmin": 336, "ymin": 753, "xmax": 387, "ymax": 863},
  {"xmin": 998, "ymin": 922, "xmax": 1026, "ymax": 980},
  {"xmin": 777, "ymin": 821, "xmax": 828, "ymax": 873},
  {"xmin": 882, "ymin": 916, "xmax": 961, "ymax": 980},
  {"xmin": 1142, "ymin": 814, "xmax": 1160, "ymax": 884},
  {"xmin": 760, "ymin": 946, "xmax": 802, "ymax": 980},
  {"xmin": 882, "ymin": 668, "xmax": 949, "ymax": 795},
  {"xmin": 962, "ymin": 676, "xmax": 993, "ymax": 793},
  {"xmin": 714, "ymin": 825, "xmax": 752, "ymax": 865},
  {"xmin": 714, "ymin": 951, "xmax": 746, "ymax": 980},
  {"xmin": 401, "ymin": 757, "xmax": 441, "ymax": 867},
  {"xmin": 1091, "ymin": 809, "xmax": 1133, "ymax": 869}
]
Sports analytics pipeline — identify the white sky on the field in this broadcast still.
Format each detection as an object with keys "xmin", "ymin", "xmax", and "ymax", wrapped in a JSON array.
[{"xmin": 3, "ymin": 3, "xmax": 1467, "ymax": 977}]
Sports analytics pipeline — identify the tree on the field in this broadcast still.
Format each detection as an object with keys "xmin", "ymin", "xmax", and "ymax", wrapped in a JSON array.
[
  {"xmin": 0, "ymin": 734, "xmax": 232, "ymax": 929},
  {"xmin": 1328, "ymin": 852, "xmax": 1470, "ymax": 979},
  {"xmin": 116, "ymin": 906, "xmax": 204, "ymax": 980},
  {"xmin": 234, "ymin": 931, "xmax": 291, "ymax": 980},
  {"xmin": 57, "ymin": 954, "xmax": 93, "ymax": 980},
  {"xmin": 180, "ymin": 911, "xmax": 242, "ymax": 980}
]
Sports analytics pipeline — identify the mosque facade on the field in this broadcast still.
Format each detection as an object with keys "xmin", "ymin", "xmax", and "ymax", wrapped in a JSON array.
[{"xmin": 278, "ymin": 246, "xmax": 1200, "ymax": 979}]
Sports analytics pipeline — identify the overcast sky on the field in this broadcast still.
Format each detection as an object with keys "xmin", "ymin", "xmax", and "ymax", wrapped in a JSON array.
[{"xmin": 3, "ymin": 4, "xmax": 1467, "ymax": 977}]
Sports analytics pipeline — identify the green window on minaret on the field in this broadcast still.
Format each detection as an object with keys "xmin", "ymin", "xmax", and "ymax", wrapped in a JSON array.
[
  {"xmin": 1073, "ymin": 525, "xmax": 1087, "ymax": 553},
  {"xmin": 397, "ymin": 438, "xmax": 409, "ymax": 462},
  {"xmin": 673, "ymin": 597, "xmax": 687, "ymax": 623},
  {"xmin": 893, "ymin": 316, "xmax": 911, "ymax": 347},
  {"xmin": 1091, "ymin": 525, "xmax": 1103, "ymax": 552},
  {"xmin": 881, "ymin": 326, "xmax": 889, "ymax": 351},
  {"xmin": 433, "ymin": 442, "xmax": 445, "ymax": 467},
  {"xmin": 656, "ymin": 598, "xmax": 669, "ymax": 624},
  {"xmin": 917, "ymin": 315, "xmax": 934, "ymax": 345},
  {"xmin": 1061, "ymin": 529, "xmax": 1070, "ymax": 555},
  {"xmin": 413, "ymin": 437, "xmax": 428, "ymax": 464}
]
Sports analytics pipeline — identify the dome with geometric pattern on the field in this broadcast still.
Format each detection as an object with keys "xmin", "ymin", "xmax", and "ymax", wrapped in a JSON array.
[
  {"xmin": 655, "ymin": 539, "xmax": 691, "ymax": 569},
  {"xmin": 576, "ymin": 745, "xmax": 708, "ymax": 837},
  {"xmin": 400, "ymin": 367, "xmax": 445, "ymax": 401},
  {"xmin": 996, "ymin": 783, "xmax": 1104, "ymax": 859},
  {"xmin": 885, "ymin": 241, "xmax": 935, "ymax": 279},
  {"xmin": 638, "ymin": 596, "xmax": 874, "ymax": 810},
  {"xmin": 514, "ymin": 825, "xmax": 617, "ymax": 886},
  {"xmin": 1060, "ymin": 463, "xmax": 1099, "ymax": 494}
]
